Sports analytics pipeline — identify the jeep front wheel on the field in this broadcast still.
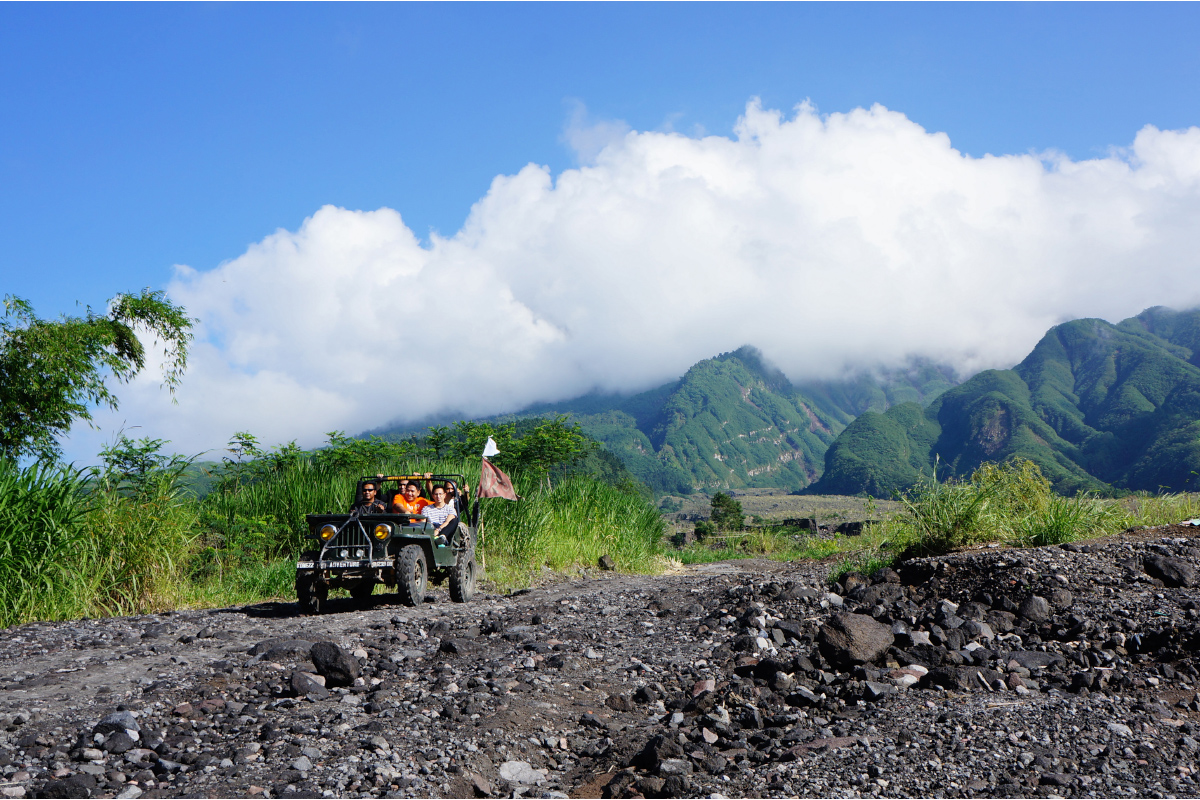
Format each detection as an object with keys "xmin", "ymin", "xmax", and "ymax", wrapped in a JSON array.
[
  {"xmin": 296, "ymin": 570, "xmax": 327, "ymax": 615},
  {"xmin": 396, "ymin": 545, "xmax": 427, "ymax": 607}
]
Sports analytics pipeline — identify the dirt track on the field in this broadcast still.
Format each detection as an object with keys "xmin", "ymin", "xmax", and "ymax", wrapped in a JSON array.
[{"xmin": 4, "ymin": 528, "xmax": 1200, "ymax": 798}]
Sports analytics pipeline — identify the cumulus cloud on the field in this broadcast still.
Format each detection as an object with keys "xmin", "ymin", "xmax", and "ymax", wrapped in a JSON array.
[{"xmin": 71, "ymin": 100, "xmax": 1200, "ymax": 458}]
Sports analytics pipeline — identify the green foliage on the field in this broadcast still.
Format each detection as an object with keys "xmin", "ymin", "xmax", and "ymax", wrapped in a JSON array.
[
  {"xmin": 658, "ymin": 495, "xmax": 683, "ymax": 514},
  {"xmin": 1013, "ymin": 493, "xmax": 1120, "ymax": 547},
  {"xmin": 879, "ymin": 458, "xmax": 1125, "ymax": 557},
  {"xmin": 710, "ymin": 491, "xmax": 745, "ymax": 530},
  {"xmin": 0, "ymin": 460, "xmax": 93, "ymax": 625},
  {"xmin": 894, "ymin": 471, "xmax": 997, "ymax": 556},
  {"xmin": 0, "ymin": 291, "xmax": 193, "ymax": 461},
  {"xmin": 812, "ymin": 402, "xmax": 941, "ymax": 496},
  {"xmin": 693, "ymin": 520, "xmax": 715, "ymax": 538},
  {"xmin": 99, "ymin": 434, "xmax": 198, "ymax": 498},
  {"xmin": 676, "ymin": 528, "xmax": 843, "ymax": 565}
]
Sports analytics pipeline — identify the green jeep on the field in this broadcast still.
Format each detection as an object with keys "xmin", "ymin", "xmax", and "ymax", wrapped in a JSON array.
[{"xmin": 295, "ymin": 474, "xmax": 479, "ymax": 614}]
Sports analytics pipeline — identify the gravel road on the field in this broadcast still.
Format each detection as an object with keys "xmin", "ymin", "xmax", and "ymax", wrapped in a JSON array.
[{"xmin": 3, "ymin": 525, "xmax": 1200, "ymax": 799}]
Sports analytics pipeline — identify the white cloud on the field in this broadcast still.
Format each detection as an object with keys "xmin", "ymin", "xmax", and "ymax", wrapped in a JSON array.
[{"xmin": 68, "ymin": 100, "xmax": 1200, "ymax": 460}]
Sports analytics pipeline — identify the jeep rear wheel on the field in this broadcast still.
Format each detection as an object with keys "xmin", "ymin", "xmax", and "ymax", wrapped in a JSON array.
[
  {"xmin": 449, "ymin": 551, "xmax": 477, "ymax": 603},
  {"xmin": 396, "ymin": 545, "xmax": 427, "ymax": 607}
]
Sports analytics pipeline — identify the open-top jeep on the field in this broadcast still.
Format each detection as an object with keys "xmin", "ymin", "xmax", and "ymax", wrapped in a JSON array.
[{"xmin": 295, "ymin": 474, "xmax": 479, "ymax": 614}]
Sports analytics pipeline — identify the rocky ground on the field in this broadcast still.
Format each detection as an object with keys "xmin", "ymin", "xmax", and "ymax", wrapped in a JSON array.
[{"xmin": 4, "ymin": 526, "xmax": 1200, "ymax": 799}]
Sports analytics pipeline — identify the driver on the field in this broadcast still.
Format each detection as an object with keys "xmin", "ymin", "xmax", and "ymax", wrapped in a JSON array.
[
  {"xmin": 391, "ymin": 480, "xmax": 431, "ymax": 516},
  {"xmin": 353, "ymin": 481, "xmax": 387, "ymax": 514}
]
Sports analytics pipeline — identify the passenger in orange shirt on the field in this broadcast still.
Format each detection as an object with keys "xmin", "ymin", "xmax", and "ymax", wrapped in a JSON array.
[{"xmin": 391, "ymin": 481, "xmax": 431, "ymax": 516}]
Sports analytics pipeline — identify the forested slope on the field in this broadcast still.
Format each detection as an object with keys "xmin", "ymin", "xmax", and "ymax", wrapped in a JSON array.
[
  {"xmin": 814, "ymin": 307, "xmax": 1200, "ymax": 495},
  {"xmin": 511, "ymin": 347, "xmax": 954, "ymax": 494}
]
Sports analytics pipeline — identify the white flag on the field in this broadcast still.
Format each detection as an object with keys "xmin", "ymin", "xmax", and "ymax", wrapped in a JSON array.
[{"xmin": 482, "ymin": 437, "xmax": 500, "ymax": 458}]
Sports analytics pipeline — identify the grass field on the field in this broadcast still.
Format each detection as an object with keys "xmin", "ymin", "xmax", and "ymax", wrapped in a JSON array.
[
  {"xmin": 663, "ymin": 489, "xmax": 901, "ymax": 526},
  {"xmin": 8, "ymin": 449, "xmax": 1200, "ymax": 629},
  {"xmin": 667, "ymin": 464, "xmax": 1200, "ymax": 582}
]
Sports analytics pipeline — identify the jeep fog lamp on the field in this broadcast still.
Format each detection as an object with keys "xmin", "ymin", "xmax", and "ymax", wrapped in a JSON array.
[
  {"xmin": 354, "ymin": 548, "xmax": 365, "ymax": 559},
  {"xmin": 319, "ymin": 524, "xmax": 337, "ymax": 541},
  {"xmin": 373, "ymin": 523, "xmax": 391, "ymax": 541}
]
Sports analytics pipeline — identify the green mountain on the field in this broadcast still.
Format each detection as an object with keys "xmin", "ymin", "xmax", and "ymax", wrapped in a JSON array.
[
  {"xmin": 514, "ymin": 347, "xmax": 954, "ymax": 494},
  {"xmin": 372, "ymin": 347, "xmax": 956, "ymax": 495},
  {"xmin": 813, "ymin": 307, "xmax": 1200, "ymax": 496}
]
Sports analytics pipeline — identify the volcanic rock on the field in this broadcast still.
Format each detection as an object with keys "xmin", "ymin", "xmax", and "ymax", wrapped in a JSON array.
[
  {"xmin": 1143, "ymin": 554, "xmax": 1197, "ymax": 587},
  {"xmin": 309, "ymin": 641, "xmax": 359, "ymax": 687},
  {"xmin": 817, "ymin": 613, "xmax": 893, "ymax": 666}
]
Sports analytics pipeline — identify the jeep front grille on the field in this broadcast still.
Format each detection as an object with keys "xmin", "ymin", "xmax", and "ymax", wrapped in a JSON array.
[{"xmin": 319, "ymin": 520, "xmax": 373, "ymax": 562}]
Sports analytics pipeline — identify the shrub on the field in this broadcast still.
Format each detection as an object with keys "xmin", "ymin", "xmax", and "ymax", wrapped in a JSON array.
[
  {"xmin": 710, "ymin": 492, "xmax": 744, "ymax": 530},
  {"xmin": 894, "ymin": 473, "xmax": 997, "ymax": 556}
]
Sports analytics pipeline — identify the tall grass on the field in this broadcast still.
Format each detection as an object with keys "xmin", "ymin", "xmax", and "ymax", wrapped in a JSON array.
[
  {"xmin": 0, "ymin": 461, "xmax": 93, "ymax": 625},
  {"xmin": 870, "ymin": 458, "xmax": 1146, "ymax": 561},
  {"xmin": 0, "ymin": 460, "xmax": 198, "ymax": 627},
  {"xmin": 480, "ymin": 474, "xmax": 667, "ymax": 586},
  {"xmin": 83, "ymin": 473, "xmax": 198, "ymax": 615},
  {"xmin": 1122, "ymin": 492, "xmax": 1200, "ymax": 528}
]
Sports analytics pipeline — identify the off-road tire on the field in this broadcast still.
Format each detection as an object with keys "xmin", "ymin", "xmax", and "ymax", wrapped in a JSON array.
[
  {"xmin": 449, "ymin": 551, "xmax": 477, "ymax": 603},
  {"xmin": 396, "ymin": 545, "xmax": 427, "ymax": 607},
  {"xmin": 296, "ymin": 560, "xmax": 327, "ymax": 615}
]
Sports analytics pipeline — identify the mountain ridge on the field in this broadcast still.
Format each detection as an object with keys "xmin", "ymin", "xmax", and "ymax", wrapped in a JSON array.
[
  {"xmin": 813, "ymin": 307, "xmax": 1200, "ymax": 496},
  {"xmin": 373, "ymin": 346, "xmax": 957, "ymax": 494}
]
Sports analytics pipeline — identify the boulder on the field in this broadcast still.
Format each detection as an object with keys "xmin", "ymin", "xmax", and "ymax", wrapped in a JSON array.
[
  {"xmin": 310, "ymin": 641, "xmax": 360, "ymax": 687},
  {"xmin": 860, "ymin": 583, "xmax": 905, "ymax": 606},
  {"xmin": 498, "ymin": 760, "xmax": 546, "ymax": 786},
  {"xmin": 633, "ymin": 734, "xmax": 686, "ymax": 770},
  {"xmin": 817, "ymin": 613, "xmax": 894, "ymax": 667},
  {"xmin": 1017, "ymin": 596, "xmax": 1051, "ymax": 622},
  {"xmin": 1142, "ymin": 555, "xmax": 1196, "ymax": 588},
  {"xmin": 921, "ymin": 666, "xmax": 1005, "ymax": 692},
  {"xmin": 439, "ymin": 638, "xmax": 481, "ymax": 655},
  {"xmin": 93, "ymin": 711, "xmax": 139, "ymax": 737},
  {"xmin": 290, "ymin": 671, "xmax": 330, "ymax": 700},
  {"xmin": 1048, "ymin": 589, "xmax": 1074, "ymax": 610}
]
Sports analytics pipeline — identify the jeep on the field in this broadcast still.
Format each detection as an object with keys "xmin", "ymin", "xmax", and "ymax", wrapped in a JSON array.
[{"xmin": 295, "ymin": 474, "xmax": 478, "ymax": 613}]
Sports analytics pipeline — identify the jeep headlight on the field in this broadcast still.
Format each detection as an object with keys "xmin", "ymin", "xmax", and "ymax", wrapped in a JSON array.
[
  {"xmin": 373, "ymin": 523, "xmax": 391, "ymax": 541},
  {"xmin": 319, "ymin": 524, "xmax": 337, "ymax": 541}
]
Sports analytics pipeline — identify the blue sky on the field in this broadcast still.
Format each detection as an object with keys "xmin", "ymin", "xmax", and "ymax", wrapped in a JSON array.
[
  {"xmin": 5, "ymin": 3, "xmax": 1200, "ymax": 461},
  {"xmin": 3, "ymin": 2, "xmax": 1198, "ymax": 320}
]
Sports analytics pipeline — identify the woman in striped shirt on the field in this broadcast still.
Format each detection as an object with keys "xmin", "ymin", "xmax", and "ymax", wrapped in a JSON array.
[{"xmin": 424, "ymin": 485, "xmax": 458, "ymax": 548}]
